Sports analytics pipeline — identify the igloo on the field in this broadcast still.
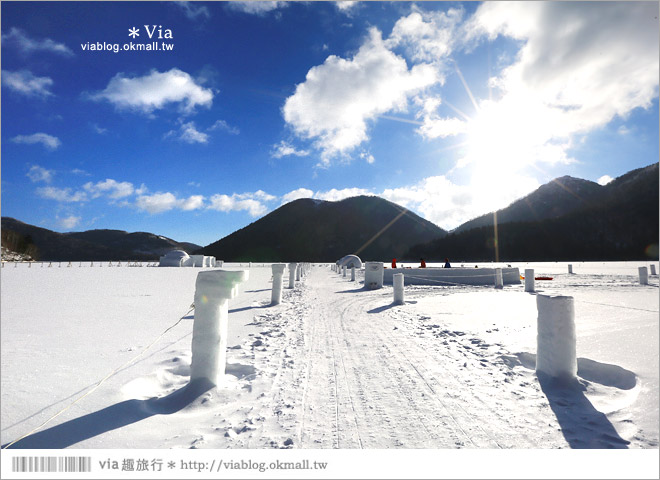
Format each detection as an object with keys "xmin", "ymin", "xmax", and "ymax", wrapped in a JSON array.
[
  {"xmin": 159, "ymin": 250, "xmax": 193, "ymax": 267},
  {"xmin": 337, "ymin": 255, "xmax": 363, "ymax": 269}
]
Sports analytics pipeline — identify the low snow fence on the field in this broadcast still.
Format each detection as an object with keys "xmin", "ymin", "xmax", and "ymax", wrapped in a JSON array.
[{"xmin": 382, "ymin": 267, "xmax": 521, "ymax": 287}]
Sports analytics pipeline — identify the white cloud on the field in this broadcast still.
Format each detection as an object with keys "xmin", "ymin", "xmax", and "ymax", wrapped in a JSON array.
[
  {"xmin": 36, "ymin": 186, "xmax": 87, "ymax": 203},
  {"xmin": 180, "ymin": 195, "xmax": 205, "ymax": 211},
  {"xmin": 359, "ymin": 152, "xmax": 375, "ymax": 164},
  {"xmin": 381, "ymin": 174, "xmax": 540, "ymax": 230},
  {"xmin": 1, "ymin": 28, "xmax": 74, "ymax": 56},
  {"xmin": 387, "ymin": 8, "xmax": 462, "ymax": 63},
  {"xmin": 227, "ymin": 1, "xmax": 288, "ymax": 15},
  {"xmin": 208, "ymin": 119, "xmax": 239, "ymax": 135},
  {"xmin": 270, "ymin": 140, "xmax": 310, "ymax": 159},
  {"xmin": 335, "ymin": 1, "xmax": 358, "ymax": 13},
  {"xmin": 26, "ymin": 165, "xmax": 54, "ymax": 183},
  {"xmin": 418, "ymin": 116, "xmax": 467, "ymax": 139},
  {"xmin": 617, "ymin": 125, "xmax": 631, "ymax": 136},
  {"xmin": 83, "ymin": 179, "xmax": 135, "ymax": 199},
  {"xmin": 92, "ymin": 124, "xmax": 107, "ymax": 134},
  {"xmin": 11, "ymin": 133, "xmax": 61, "ymax": 150},
  {"xmin": 248, "ymin": 190, "xmax": 277, "ymax": 202},
  {"xmin": 2, "ymin": 70, "xmax": 54, "ymax": 98},
  {"xmin": 135, "ymin": 192, "xmax": 181, "ymax": 214},
  {"xmin": 283, "ymin": 27, "xmax": 438, "ymax": 162},
  {"xmin": 90, "ymin": 68, "xmax": 213, "ymax": 114},
  {"xmin": 178, "ymin": 122, "xmax": 209, "ymax": 144},
  {"xmin": 135, "ymin": 192, "xmax": 207, "ymax": 214},
  {"xmin": 597, "ymin": 175, "xmax": 614, "ymax": 186},
  {"xmin": 57, "ymin": 215, "xmax": 81, "ymax": 229},
  {"xmin": 175, "ymin": 1, "xmax": 210, "ymax": 20},
  {"xmin": 458, "ymin": 2, "xmax": 659, "ymax": 171},
  {"xmin": 208, "ymin": 194, "xmax": 268, "ymax": 217},
  {"xmin": 314, "ymin": 187, "xmax": 372, "ymax": 202},
  {"xmin": 281, "ymin": 188, "xmax": 314, "ymax": 204}
]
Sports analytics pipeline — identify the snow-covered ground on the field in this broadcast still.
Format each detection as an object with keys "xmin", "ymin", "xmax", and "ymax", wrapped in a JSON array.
[{"xmin": 1, "ymin": 261, "xmax": 658, "ymax": 466}]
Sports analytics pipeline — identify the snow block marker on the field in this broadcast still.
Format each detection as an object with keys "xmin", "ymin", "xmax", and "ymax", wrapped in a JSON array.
[
  {"xmin": 495, "ymin": 268, "xmax": 504, "ymax": 289},
  {"xmin": 365, "ymin": 262, "xmax": 384, "ymax": 289},
  {"xmin": 536, "ymin": 294, "xmax": 577, "ymax": 380},
  {"xmin": 651, "ymin": 264, "xmax": 657, "ymax": 276},
  {"xmin": 393, "ymin": 273, "xmax": 404, "ymax": 305},
  {"xmin": 351, "ymin": 266, "xmax": 356, "ymax": 281},
  {"xmin": 288, "ymin": 262, "xmax": 297, "ymax": 289},
  {"xmin": 190, "ymin": 269, "xmax": 249, "ymax": 386},
  {"xmin": 639, "ymin": 266, "xmax": 649, "ymax": 285},
  {"xmin": 525, "ymin": 269, "xmax": 535, "ymax": 292},
  {"xmin": 271, "ymin": 263, "xmax": 286, "ymax": 305}
]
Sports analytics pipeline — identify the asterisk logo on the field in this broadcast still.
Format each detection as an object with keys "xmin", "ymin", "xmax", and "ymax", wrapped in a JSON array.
[{"xmin": 128, "ymin": 27, "xmax": 140, "ymax": 38}]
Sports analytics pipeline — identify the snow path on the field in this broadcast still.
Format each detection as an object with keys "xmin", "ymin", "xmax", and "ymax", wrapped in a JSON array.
[{"xmin": 239, "ymin": 267, "xmax": 568, "ymax": 449}]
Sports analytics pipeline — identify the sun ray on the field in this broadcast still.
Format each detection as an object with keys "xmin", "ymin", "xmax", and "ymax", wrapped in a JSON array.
[{"xmin": 453, "ymin": 61, "xmax": 480, "ymax": 114}]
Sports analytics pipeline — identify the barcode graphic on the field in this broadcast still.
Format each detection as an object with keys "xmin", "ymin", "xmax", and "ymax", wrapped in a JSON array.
[{"xmin": 11, "ymin": 456, "xmax": 92, "ymax": 473}]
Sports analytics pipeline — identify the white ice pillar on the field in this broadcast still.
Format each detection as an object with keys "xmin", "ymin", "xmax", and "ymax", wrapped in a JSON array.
[
  {"xmin": 364, "ymin": 262, "xmax": 384, "ymax": 289},
  {"xmin": 536, "ymin": 294, "xmax": 577, "ymax": 380},
  {"xmin": 525, "ymin": 269, "xmax": 535, "ymax": 292},
  {"xmin": 651, "ymin": 264, "xmax": 657, "ymax": 276},
  {"xmin": 342, "ymin": 265, "xmax": 347, "ymax": 278},
  {"xmin": 351, "ymin": 266, "xmax": 356, "ymax": 281},
  {"xmin": 271, "ymin": 263, "xmax": 286, "ymax": 305},
  {"xmin": 296, "ymin": 264, "xmax": 301, "ymax": 281},
  {"xmin": 190, "ymin": 269, "xmax": 249, "ymax": 386},
  {"xmin": 568, "ymin": 264, "xmax": 573, "ymax": 274},
  {"xmin": 639, "ymin": 266, "xmax": 649, "ymax": 285},
  {"xmin": 393, "ymin": 273, "xmax": 404, "ymax": 305},
  {"xmin": 288, "ymin": 262, "xmax": 297, "ymax": 288},
  {"xmin": 495, "ymin": 268, "xmax": 503, "ymax": 289}
]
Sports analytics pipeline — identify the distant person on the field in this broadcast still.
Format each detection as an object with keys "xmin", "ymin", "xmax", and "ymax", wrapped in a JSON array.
[
  {"xmin": 444, "ymin": 258, "xmax": 451, "ymax": 268},
  {"xmin": 392, "ymin": 258, "xmax": 397, "ymax": 269},
  {"xmin": 420, "ymin": 258, "xmax": 426, "ymax": 268}
]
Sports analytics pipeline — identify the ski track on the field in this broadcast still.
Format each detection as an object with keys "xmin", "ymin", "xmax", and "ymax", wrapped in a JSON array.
[{"xmin": 229, "ymin": 267, "xmax": 569, "ymax": 449}]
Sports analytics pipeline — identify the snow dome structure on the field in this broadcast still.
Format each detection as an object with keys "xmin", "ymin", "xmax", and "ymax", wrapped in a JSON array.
[
  {"xmin": 337, "ymin": 255, "xmax": 362, "ymax": 269},
  {"xmin": 159, "ymin": 250, "xmax": 193, "ymax": 267}
]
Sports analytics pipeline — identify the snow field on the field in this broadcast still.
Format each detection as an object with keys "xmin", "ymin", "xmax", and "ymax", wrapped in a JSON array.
[{"xmin": 1, "ymin": 261, "xmax": 658, "ymax": 452}]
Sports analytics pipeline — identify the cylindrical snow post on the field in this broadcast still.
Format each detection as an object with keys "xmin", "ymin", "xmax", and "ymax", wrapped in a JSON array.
[
  {"xmin": 364, "ymin": 262, "xmax": 384, "ymax": 289},
  {"xmin": 190, "ymin": 269, "xmax": 249, "ymax": 387},
  {"xmin": 494, "ymin": 268, "xmax": 503, "ymax": 289},
  {"xmin": 525, "ymin": 269, "xmax": 535, "ymax": 292},
  {"xmin": 639, "ymin": 266, "xmax": 649, "ymax": 285},
  {"xmin": 271, "ymin": 263, "xmax": 286, "ymax": 305},
  {"xmin": 351, "ymin": 266, "xmax": 356, "ymax": 281},
  {"xmin": 295, "ymin": 264, "xmax": 301, "ymax": 281},
  {"xmin": 288, "ymin": 262, "xmax": 297, "ymax": 288},
  {"xmin": 651, "ymin": 264, "xmax": 657, "ymax": 276},
  {"xmin": 568, "ymin": 264, "xmax": 573, "ymax": 274},
  {"xmin": 342, "ymin": 265, "xmax": 347, "ymax": 277},
  {"xmin": 393, "ymin": 273, "xmax": 404, "ymax": 305},
  {"xmin": 536, "ymin": 295, "xmax": 577, "ymax": 380}
]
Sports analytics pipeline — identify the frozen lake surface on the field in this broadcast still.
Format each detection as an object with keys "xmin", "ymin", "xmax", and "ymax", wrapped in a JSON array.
[{"xmin": 1, "ymin": 261, "xmax": 658, "ymax": 454}]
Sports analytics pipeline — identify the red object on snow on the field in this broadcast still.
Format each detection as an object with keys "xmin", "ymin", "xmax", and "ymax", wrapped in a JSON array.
[{"xmin": 392, "ymin": 259, "xmax": 397, "ymax": 269}]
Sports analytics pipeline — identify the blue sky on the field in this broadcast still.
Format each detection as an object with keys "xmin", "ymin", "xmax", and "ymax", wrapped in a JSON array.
[{"xmin": 2, "ymin": 1, "xmax": 658, "ymax": 246}]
